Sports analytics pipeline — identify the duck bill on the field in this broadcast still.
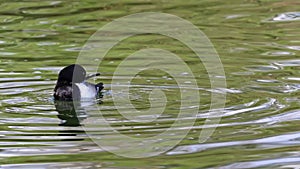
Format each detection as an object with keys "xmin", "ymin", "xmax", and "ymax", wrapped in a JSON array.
[{"xmin": 85, "ymin": 73, "xmax": 100, "ymax": 80}]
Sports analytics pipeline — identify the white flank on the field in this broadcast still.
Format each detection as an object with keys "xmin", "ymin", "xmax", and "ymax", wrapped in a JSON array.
[{"xmin": 75, "ymin": 83, "xmax": 96, "ymax": 99}]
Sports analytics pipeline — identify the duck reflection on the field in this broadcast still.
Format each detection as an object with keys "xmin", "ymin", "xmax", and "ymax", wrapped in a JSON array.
[
  {"xmin": 54, "ymin": 99, "xmax": 102, "ymax": 126},
  {"xmin": 55, "ymin": 100, "xmax": 83, "ymax": 126}
]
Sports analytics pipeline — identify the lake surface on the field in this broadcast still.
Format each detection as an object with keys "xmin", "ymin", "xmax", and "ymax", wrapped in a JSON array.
[{"xmin": 0, "ymin": 0, "xmax": 300, "ymax": 168}]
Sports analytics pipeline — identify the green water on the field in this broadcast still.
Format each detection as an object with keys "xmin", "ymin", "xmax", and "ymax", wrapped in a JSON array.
[{"xmin": 0, "ymin": 0, "xmax": 300, "ymax": 168}]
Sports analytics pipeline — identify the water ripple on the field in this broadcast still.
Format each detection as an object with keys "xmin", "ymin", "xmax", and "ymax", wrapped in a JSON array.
[
  {"xmin": 167, "ymin": 132, "xmax": 300, "ymax": 155},
  {"xmin": 216, "ymin": 157, "xmax": 300, "ymax": 169},
  {"xmin": 1, "ymin": 162, "xmax": 102, "ymax": 169},
  {"xmin": 268, "ymin": 12, "xmax": 300, "ymax": 22}
]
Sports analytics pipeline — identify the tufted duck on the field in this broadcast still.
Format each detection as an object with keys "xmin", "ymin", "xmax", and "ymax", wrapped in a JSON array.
[{"xmin": 54, "ymin": 64, "xmax": 103, "ymax": 101}]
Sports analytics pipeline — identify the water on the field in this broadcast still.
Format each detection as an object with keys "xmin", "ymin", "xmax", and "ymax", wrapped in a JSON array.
[{"xmin": 0, "ymin": 0, "xmax": 300, "ymax": 168}]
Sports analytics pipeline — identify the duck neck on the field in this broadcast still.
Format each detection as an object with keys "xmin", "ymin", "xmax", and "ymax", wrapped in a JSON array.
[{"xmin": 54, "ymin": 80, "xmax": 72, "ymax": 91}]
